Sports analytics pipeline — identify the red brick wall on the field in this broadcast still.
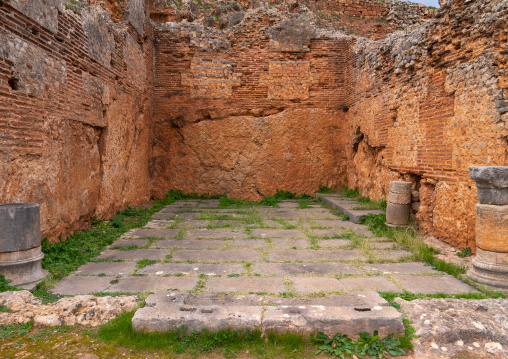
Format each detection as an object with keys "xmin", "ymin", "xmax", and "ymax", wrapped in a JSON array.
[
  {"xmin": 0, "ymin": 3, "xmax": 153, "ymax": 241},
  {"xmin": 151, "ymin": 22, "xmax": 353, "ymax": 199}
]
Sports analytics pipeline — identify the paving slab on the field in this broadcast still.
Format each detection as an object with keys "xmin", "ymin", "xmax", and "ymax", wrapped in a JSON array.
[
  {"xmin": 339, "ymin": 276, "xmax": 401, "ymax": 292},
  {"xmin": 230, "ymin": 240, "xmax": 266, "ymax": 249},
  {"xmin": 177, "ymin": 220, "xmax": 209, "ymax": 228},
  {"xmin": 138, "ymin": 263, "xmax": 246, "ymax": 276},
  {"xmin": 152, "ymin": 212, "xmax": 175, "ymax": 220},
  {"xmin": 252, "ymin": 263, "xmax": 362, "ymax": 275},
  {"xmin": 125, "ymin": 228, "xmax": 179, "ymax": 239},
  {"xmin": 369, "ymin": 242, "xmax": 401, "ymax": 249},
  {"xmin": 365, "ymin": 262, "xmax": 439, "ymax": 274},
  {"xmin": 52, "ymin": 276, "xmax": 114, "ymax": 295},
  {"xmin": 317, "ymin": 239, "xmax": 351, "ymax": 248},
  {"xmin": 106, "ymin": 276, "xmax": 198, "ymax": 292},
  {"xmin": 174, "ymin": 212, "xmax": 201, "ymax": 220},
  {"xmin": 74, "ymin": 261, "xmax": 137, "ymax": 276},
  {"xmin": 291, "ymin": 277, "xmax": 344, "ymax": 293},
  {"xmin": 204, "ymin": 277, "xmax": 287, "ymax": 293},
  {"xmin": 185, "ymin": 229, "xmax": 247, "ymax": 239},
  {"xmin": 98, "ymin": 249, "xmax": 170, "ymax": 261},
  {"xmin": 271, "ymin": 239, "xmax": 312, "ymax": 249},
  {"xmin": 263, "ymin": 291, "xmax": 389, "ymax": 308},
  {"xmin": 309, "ymin": 229, "xmax": 346, "ymax": 238},
  {"xmin": 278, "ymin": 202, "xmax": 300, "ymax": 208},
  {"xmin": 311, "ymin": 220, "xmax": 353, "ymax": 228},
  {"xmin": 108, "ymin": 239, "xmax": 149, "ymax": 248},
  {"xmin": 394, "ymin": 274, "xmax": 479, "ymax": 294},
  {"xmin": 371, "ymin": 249, "xmax": 414, "ymax": 261},
  {"xmin": 262, "ymin": 220, "xmax": 285, "ymax": 228},
  {"xmin": 267, "ymin": 249, "xmax": 365, "ymax": 262},
  {"xmin": 172, "ymin": 249, "xmax": 261, "ymax": 262},
  {"xmin": 145, "ymin": 220, "xmax": 176, "ymax": 228},
  {"xmin": 211, "ymin": 220, "xmax": 244, "ymax": 227},
  {"xmin": 151, "ymin": 239, "xmax": 225, "ymax": 249},
  {"xmin": 316, "ymin": 194, "xmax": 383, "ymax": 223},
  {"xmin": 251, "ymin": 229, "xmax": 305, "ymax": 238}
]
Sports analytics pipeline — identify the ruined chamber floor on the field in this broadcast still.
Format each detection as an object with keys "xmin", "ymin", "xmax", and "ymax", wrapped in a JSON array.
[{"xmin": 52, "ymin": 200, "xmax": 478, "ymax": 342}]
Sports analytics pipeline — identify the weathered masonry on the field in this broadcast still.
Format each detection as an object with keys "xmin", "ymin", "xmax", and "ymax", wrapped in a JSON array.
[{"xmin": 1, "ymin": 0, "xmax": 507, "ymax": 253}]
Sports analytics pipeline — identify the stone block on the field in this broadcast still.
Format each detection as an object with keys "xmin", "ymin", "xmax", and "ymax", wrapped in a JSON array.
[
  {"xmin": 395, "ymin": 275, "xmax": 478, "ymax": 294},
  {"xmin": 339, "ymin": 276, "xmax": 401, "ymax": 292},
  {"xmin": 271, "ymin": 239, "xmax": 312, "ymax": 249},
  {"xmin": 125, "ymin": 228, "xmax": 179, "ymax": 239},
  {"xmin": 365, "ymin": 262, "xmax": 438, "ymax": 274},
  {"xmin": 138, "ymin": 263, "xmax": 245, "ymax": 276},
  {"xmin": 251, "ymin": 229, "xmax": 305, "ymax": 238},
  {"xmin": 172, "ymin": 249, "xmax": 261, "ymax": 262},
  {"xmin": 107, "ymin": 276, "xmax": 198, "ymax": 292},
  {"xmin": 109, "ymin": 239, "xmax": 149, "ymax": 248},
  {"xmin": 263, "ymin": 305, "xmax": 404, "ymax": 339},
  {"xmin": 230, "ymin": 240, "xmax": 267, "ymax": 249},
  {"xmin": 98, "ymin": 249, "xmax": 169, "ymax": 261},
  {"xmin": 291, "ymin": 277, "xmax": 344, "ymax": 293},
  {"xmin": 52, "ymin": 276, "xmax": 113, "ymax": 295},
  {"xmin": 151, "ymin": 240, "xmax": 225, "ymax": 249},
  {"xmin": 252, "ymin": 263, "xmax": 361, "ymax": 275},
  {"xmin": 267, "ymin": 249, "xmax": 365, "ymax": 262},
  {"xmin": 74, "ymin": 261, "xmax": 137, "ymax": 276},
  {"xmin": 185, "ymin": 229, "xmax": 247, "ymax": 239},
  {"xmin": 317, "ymin": 239, "xmax": 351, "ymax": 248}
]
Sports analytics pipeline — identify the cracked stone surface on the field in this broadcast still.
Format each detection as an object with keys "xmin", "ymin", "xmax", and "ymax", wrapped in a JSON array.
[
  {"xmin": 397, "ymin": 298, "xmax": 508, "ymax": 358},
  {"xmin": 53, "ymin": 199, "xmax": 477, "ymax": 298}
]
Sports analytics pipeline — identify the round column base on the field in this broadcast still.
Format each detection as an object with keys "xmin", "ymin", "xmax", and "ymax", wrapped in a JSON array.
[{"xmin": 0, "ymin": 246, "xmax": 48, "ymax": 290}]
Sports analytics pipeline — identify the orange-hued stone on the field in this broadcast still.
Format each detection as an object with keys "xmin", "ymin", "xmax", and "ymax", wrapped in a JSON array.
[{"xmin": 475, "ymin": 205, "xmax": 508, "ymax": 253}]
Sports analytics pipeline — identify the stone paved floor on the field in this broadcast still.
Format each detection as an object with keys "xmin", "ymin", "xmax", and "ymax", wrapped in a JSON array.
[{"xmin": 53, "ymin": 200, "xmax": 477, "ymax": 296}]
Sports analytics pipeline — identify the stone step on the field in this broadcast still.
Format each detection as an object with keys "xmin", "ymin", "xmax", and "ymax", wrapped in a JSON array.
[
  {"xmin": 317, "ymin": 193, "xmax": 383, "ymax": 223},
  {"xmin": 132, "ymin": 291, "xmax": 404, "ymax": 339}
]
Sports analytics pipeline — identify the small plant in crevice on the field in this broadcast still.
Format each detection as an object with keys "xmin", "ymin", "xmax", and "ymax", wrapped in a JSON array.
[
  {"xmin": 311, "ymin": 331, "xmax": 406, "ymax": 358},
  {"xmin": 457, "ymin": 247, "xmax": 472, "ymax": 258}
]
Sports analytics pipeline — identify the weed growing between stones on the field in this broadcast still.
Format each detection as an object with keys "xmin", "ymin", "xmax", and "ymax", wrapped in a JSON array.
[
  {"xmin": 0, "ymin": 274, "xmax": 18, "ymax": 292},
  {"xmin": 311, "ymin": 330, "xmax": 406, "ymax": 358}
]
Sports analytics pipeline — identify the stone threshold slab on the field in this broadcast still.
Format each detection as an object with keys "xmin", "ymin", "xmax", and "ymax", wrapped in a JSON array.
[
  {"xmin": 132, "ymin": 291, "xmax": 404, "ymax": 339},
  {"xmin": 317, "ymin": 194, "xmax": 383, "ymax": 224}
]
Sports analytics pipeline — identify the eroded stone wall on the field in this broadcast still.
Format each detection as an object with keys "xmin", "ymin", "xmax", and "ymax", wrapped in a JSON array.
[
  {"xmin": 151, "ymin": 11, "xmax": 353, "ymax": 200},
  {"xmin": 0, "ymin": 0, "xmax": 154, "ymax": 241},
  {"xmin": 346, "ymin": 0, "xmax": 508, "ymax": 248}
]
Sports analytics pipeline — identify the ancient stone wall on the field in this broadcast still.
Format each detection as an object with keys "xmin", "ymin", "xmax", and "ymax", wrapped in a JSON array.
[
  {"xmin": 299, "ymin": 0, "xmax": 435, "ymax": 28},
  {"xmin": 0, "ymin": 0, "xmax": 154, "ymax": 241},
  {"xmin": 346, "ymin": 0, "xmax": 508, "ymax": 248},
  {"xmin": 151, "ymin": 11, "xmax": 353, "ymax": 200}
]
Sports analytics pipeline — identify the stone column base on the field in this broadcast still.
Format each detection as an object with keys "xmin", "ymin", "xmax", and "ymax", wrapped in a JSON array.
[
  {"xmin": 0, "ymin": 246, "xmax": 48, "ymax": 290},
  {"xmin": 467, "ymin": 248, "xmax": 508, "ymax": 289}
]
